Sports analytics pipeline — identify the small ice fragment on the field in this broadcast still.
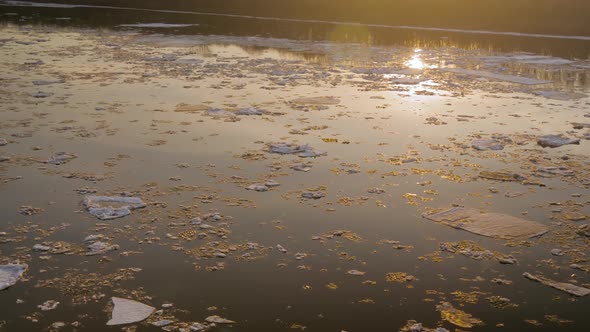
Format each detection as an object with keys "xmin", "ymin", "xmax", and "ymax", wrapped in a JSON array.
[
  {"xmin": 151, "ymin": 319, "xmax": 174, "ymax": 327},
  {"xmin": 246, "ymin": 184, "xmax": 269, "ymax": 192},
  {"xmin": 276, "ymin": 244, "xmax": 287, "ymax": 253},
  {"xmin": 264, "ymin": 180, "xmax": 280, "ymax": 187},
  {"xmin": 33, "ymin": 244, "xmax": 50, "ymax": 252},
  {"xmin": 32, "ymin": 91, "xmax": 52, "ymax": 98},
  {"xmin": 190, "ymin": 322, "xmax": 207, "ymax": 331},
  {"xmin": 32, "ymin": 79, "xmax": 64, "ymax": 86},
  {"xmin": 236, "ymin": 107, "xmax": 263, "ymax": 115},
  {"xmin": 86, "ymin": 241, "xmax": 119, "ymax": 256},
  {"xmin": 46, "ymin": 152, "xmax": 77, "ymax": 165},
  {"xmin": 347, "ymin": 270, "xmax": 366, "ymax": 276},
  {"xmin": 301, "ymin": 191, "xmax": 325, "ymax": 199},
  {"xmin": 0, "ymin": 138, "xmax": 8, "ymax": 146},
  {"xmin": 550, "ymin": 248, "xmax": 564, "ymax": 256},
  {"xmin": 38, "ymin": 300, "xmax": 59, "ymax": 311},
  {"xmin": 268, "ymin": 143, "xmax": 326, "ymax": 157}
]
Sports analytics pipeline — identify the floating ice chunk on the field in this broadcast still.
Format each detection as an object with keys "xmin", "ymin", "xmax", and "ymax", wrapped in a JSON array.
[
  {"xmin": 151, "ymin": 319, "xmax": 174, "ymax": 327},
  {"xmin": 118, "ymin": 23, "xmax": 197, "ymax": 28},
  {"xmin": 291, "ymin": 164, "xmax": 312, "ymax": 172},
  {"xmin": 537, "ymin": 135, "xmax": 580, "ymax": 148},
  {"xmin": 0, "ymin": 138, "xmax": 7, "ymax": 146},
  {"xmin": 276, "ymin": 244, "xmax": 287, "ymax": 253},
  {"xmin": 205, "ymin": 315, "xmax": 236, "ymax": 324},
  {"xmin": 264, "ymin": 180, "xmax": 280, "ymax": 187},
  {"xmin": 0, "ymin": 264, "xmax": 27, "ymax": 290},
  {"xmin": 83, "ymin": 234, "xmax": 105, "ymax": 243},
  {"xmin": 246, "ymin": 184, "xmax": 269, "ymax": 192},
  {"xmin": 46, "ymin": 152, "xmax": 77, "ymax": 165},
  {"xmin": 347, "ymin": 270, "xmax": 366, "ymax": 276},
  {"xmin": 236, "ymin": 107, "xmax": 263, "ymax": 115},
  {"xmin": 268, "ymin": 143, "xmax": 326, "ymax": 157},
  {"xmin": 32, "ymin": 91, "xmax": 52, "ymax": 98},
  {"xmin": 190, "ymin": 322, "xmax": 207, "ymax": 331},
  {"xmin": 423, "ymin": 207, "xmax": 548, "ymax": 239},
  {"xmin": 83, "ymin": 196, "xmax": 146, "ymax": 220},
  {"xmin": 107, "ymin": 297, "xmax": 155, "ymax": 325},
  {"xmin": 33, "ymin": 244, "xmax": 50, "ymax": 251},
  {"xmin": 291, "ymin": 96, "xmax": 340, "ymax": 105},
  {"xmin": 471, "ymin": 139, "xmax": 504, "ymax": 151},
  {"xmin": 550, "ymin": 248, "xmax": 564, "ymax": 256},
  {"xmin": 207, "ymin": 108, "xmax": 235, "ymax": 117},
  {"xmin": 32, "ymin": 79, "xmax": 64, "ymax": 86},
  {"xmin": 301, "ymin": 191, "xmax": 325, "ymax": 199},
  {"xmin": 445, "ymin": 68, "xmax": 549, "ymax": 85},
  {"xmin": 38, "ymin": 300, "xmax": 59, "ymax": 311},
  {"xmin": 86, "ymin": 241, "xmax": 119, "ymax": 256},
  {"xmin": 523, "ymin": 272, "xmax": 590, "ymax": 296}
]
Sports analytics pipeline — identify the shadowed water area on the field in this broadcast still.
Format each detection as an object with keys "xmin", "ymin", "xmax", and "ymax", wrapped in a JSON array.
[{"xmin": 1, "ymin": 1, "xmax": 590, "ymax": 332}]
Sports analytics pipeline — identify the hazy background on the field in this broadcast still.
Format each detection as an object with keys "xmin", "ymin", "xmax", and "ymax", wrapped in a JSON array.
[{"xmin": 28, "ymin": 0, "xmax": 590, "ymax": 36}]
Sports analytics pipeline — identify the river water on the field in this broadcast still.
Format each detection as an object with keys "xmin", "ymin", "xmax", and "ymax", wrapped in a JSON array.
[{"xmin": 1, "ymin": 1, "xmax": 590, "ymax": 332}]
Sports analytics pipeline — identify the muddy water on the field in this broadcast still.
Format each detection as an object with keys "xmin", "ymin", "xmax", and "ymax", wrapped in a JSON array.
[{"xmin": 1, "ymin": 5, "xmax": 590, "ymax": 332}]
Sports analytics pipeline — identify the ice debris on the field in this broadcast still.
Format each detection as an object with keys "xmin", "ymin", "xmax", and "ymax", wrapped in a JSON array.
[
  {"xmin": 107, "ymin": 297, "xmax": 155, "ymax": 325},
  {"xmin": 83, "ymin": 196, "xmax": 147, "ymax": 220}
]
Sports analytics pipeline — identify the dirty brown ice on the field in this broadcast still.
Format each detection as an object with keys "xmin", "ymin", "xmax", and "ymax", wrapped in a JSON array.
[{"xmin": 0, "ymin": 7, "xmax": 590, "ymax": 332}]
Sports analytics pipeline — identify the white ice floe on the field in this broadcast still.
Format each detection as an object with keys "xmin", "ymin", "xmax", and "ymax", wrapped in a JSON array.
[
  {"xmin": 107, "ymin": 297, "xmax": 155, "ymax": 325},
  {"xmin": 268, "ymin": 143, "xmax": 326, "ymax": 158},
  {"xmin": 83, "ymin": 196, "xmax": 146, "ymax": 220},
  {"xmin": 0, "ymin": 264, "xmax": 27, "ymax": 291}
]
